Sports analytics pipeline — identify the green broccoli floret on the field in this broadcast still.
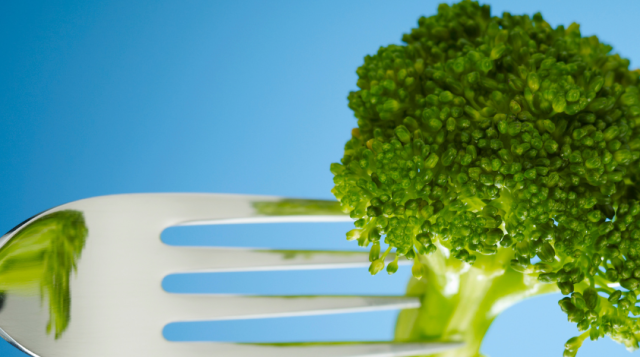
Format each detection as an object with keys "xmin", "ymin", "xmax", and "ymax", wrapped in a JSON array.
[{"xmin": 330, "ymin": 1, "xmax": 640, "ymax": 355}]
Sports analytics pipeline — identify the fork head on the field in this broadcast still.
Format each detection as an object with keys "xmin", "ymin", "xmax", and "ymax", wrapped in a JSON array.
[{"xmin": 0, "ymin": 193, "xmax": 461, "ymax": 357}]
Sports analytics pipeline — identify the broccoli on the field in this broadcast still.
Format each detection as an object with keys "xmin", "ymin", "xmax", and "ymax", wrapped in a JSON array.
[
  {"xmin": 330, "ymin": 1, "xmax": 640, "ymax": 356},
  {"xmin": 0, "ymin": 210, "xmax": 88, "ymax": 339}
]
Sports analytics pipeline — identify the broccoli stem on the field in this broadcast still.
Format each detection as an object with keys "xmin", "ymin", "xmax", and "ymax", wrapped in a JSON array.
[{"xmin": 395, "ymin": 246, "xmax": 558, "ymax": 356}]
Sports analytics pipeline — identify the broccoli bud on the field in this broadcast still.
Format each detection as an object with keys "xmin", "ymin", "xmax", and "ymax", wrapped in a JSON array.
[{"xmin": 331, "ymin": 0, "xmax": 640, "ymax": 355}]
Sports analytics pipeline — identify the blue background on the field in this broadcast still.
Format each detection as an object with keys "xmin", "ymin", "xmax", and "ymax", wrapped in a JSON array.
[{"xmin": 1, "ymin": 0, "xmax": 639, "ymax": 356}]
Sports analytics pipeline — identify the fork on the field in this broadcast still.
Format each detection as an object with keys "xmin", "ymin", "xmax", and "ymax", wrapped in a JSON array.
[{"xmin": 0, "ymin": 193, "xmax": 462, "ymax": 357}]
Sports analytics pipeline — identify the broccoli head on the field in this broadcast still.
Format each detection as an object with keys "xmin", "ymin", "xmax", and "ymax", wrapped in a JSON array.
[{"xmin": 331, "ymin": 1, "xmax": 640, "ymax": 355}]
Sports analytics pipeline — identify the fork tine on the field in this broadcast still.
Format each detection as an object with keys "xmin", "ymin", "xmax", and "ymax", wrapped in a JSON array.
[
  {"xmin": 65, "ymin": 193, "xmax": 350, "ymax": 227},
  {"xmin": 160, "ymin": 295, "xmax": 419, "ymax": 322},
  {"xmin": 162, "ymin": 341, "xmax": 464, "ymax": 357},
  {"xmin": 157, "ymin": 248, "xmax": 407, "ymax": 273}
]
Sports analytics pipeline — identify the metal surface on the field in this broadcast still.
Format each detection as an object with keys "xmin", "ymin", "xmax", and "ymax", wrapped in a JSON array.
[{"xmin": 0, "ymin": 193, "xmax": 462, "ymax": 356}]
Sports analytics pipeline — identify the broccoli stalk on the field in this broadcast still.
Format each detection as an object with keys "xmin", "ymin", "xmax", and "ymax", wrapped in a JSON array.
[
  {"xmin": 395, "ymin": 243, "xmax": 558, "ymax": 357},
  {"xmin": 331, "ymin": 1, "xmax": 640, "ymax": 355}
]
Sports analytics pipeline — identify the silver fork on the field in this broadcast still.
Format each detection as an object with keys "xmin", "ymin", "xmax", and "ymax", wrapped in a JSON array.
[{"xmin": 0, "ymin": 193, "xmax": 462, "ymax": 357}]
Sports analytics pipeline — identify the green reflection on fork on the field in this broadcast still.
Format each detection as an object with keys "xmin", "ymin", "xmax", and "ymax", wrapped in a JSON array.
[{"xmin": 0, "ymin": 210, "xmax": 88, "ymax": 339}]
